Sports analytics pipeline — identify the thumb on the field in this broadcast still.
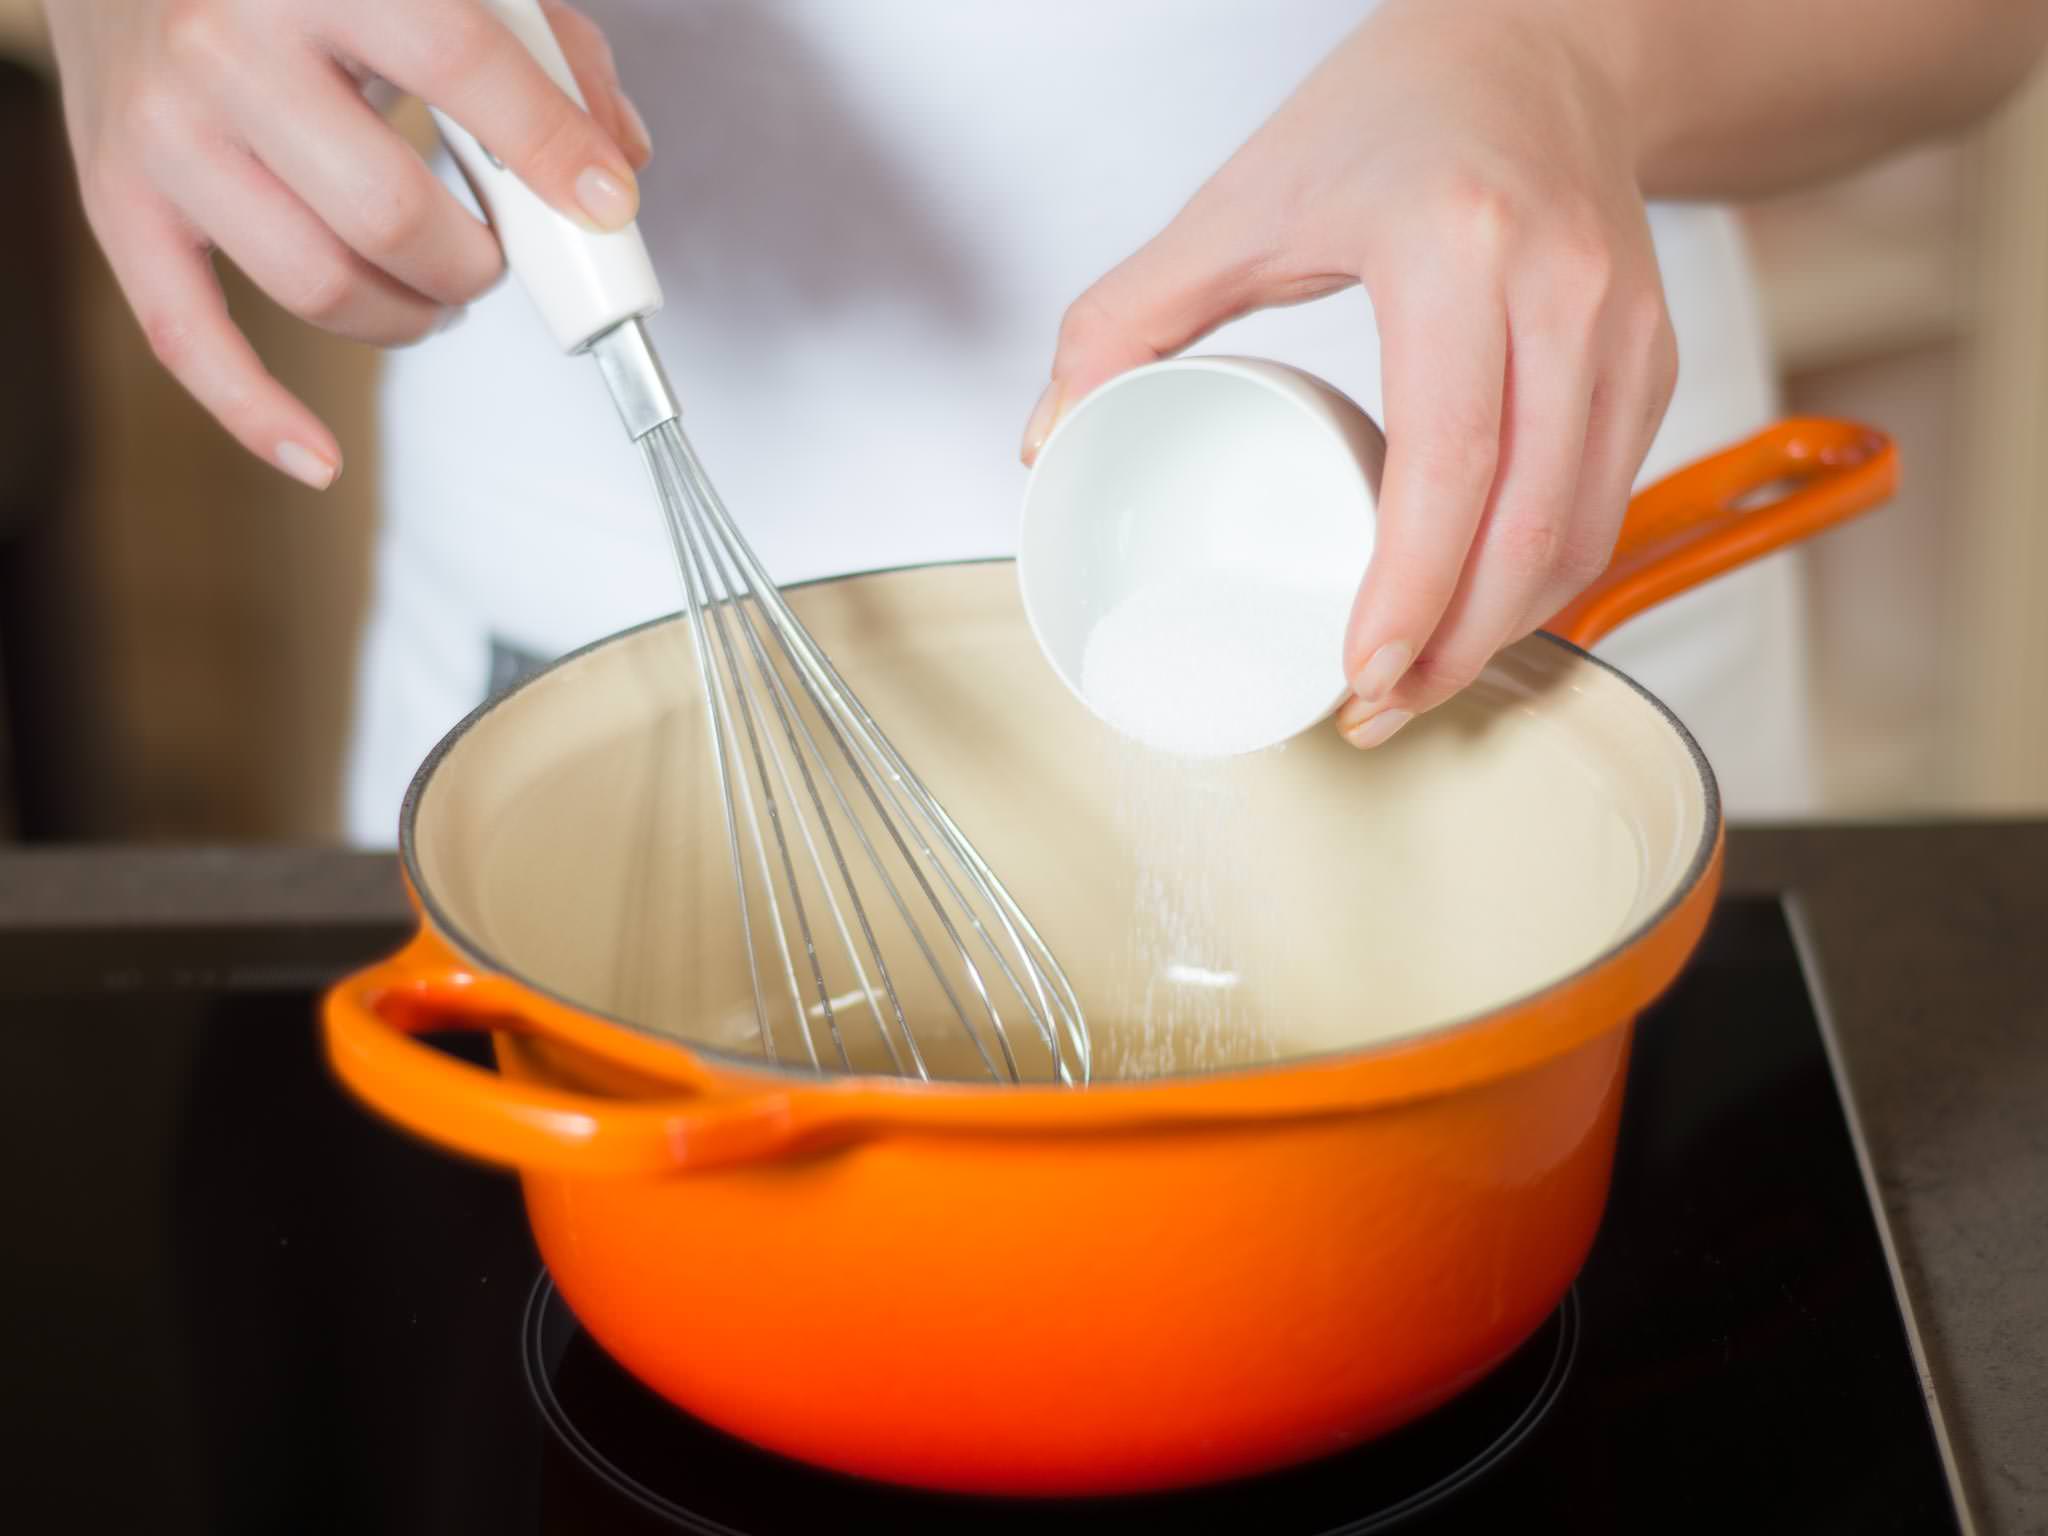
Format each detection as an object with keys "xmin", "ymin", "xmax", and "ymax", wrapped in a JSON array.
[
  {"xmin": 1024, "ymin": 192, "xmax": 1350, "ymax": 464},
  {"xmin": 368, "ymin": 0, "xmax": 642, "ymax": 232},
  {"xmin": 542, "ymin": 0, "xmax": 652, "ymax": 169}
]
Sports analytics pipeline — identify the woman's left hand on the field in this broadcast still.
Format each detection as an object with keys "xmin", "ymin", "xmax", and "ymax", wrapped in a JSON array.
[{"xmin": 1024, "ymin": 0, "xmax": 1676, "ymax": 748}]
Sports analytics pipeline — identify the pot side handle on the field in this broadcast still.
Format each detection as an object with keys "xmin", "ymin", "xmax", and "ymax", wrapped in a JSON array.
[
  {"xmin": 1544, "ymin": 418, "xmax": 1897, "ymax": 649},
  {"xmin": 322, "ymin": 933, "xmax": 805, "ymax": 1175}
]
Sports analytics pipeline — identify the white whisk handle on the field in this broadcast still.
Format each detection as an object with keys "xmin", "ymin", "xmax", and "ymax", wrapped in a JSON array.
[{"xmin": 430, "ymin": 0, "xmax": 664, "ymax": 353}]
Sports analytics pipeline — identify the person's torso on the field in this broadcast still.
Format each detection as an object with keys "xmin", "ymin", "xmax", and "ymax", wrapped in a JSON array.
[{"xmin": 377, "ymin": 0, "xmax": 1772, "ymax": 659}]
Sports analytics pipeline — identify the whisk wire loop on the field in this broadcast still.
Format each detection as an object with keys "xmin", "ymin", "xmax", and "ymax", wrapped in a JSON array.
[{"xmin": 634, "ymin": 410, "xmax": 1088, "ymax": 1085}]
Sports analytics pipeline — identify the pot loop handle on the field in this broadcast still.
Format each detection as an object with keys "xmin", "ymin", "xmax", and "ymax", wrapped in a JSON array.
[
  {"xmin": 323, "ymin": 932, "xmax": 805, "ymax": 1175},
  {"xmin": 1545, "ymin": 418, "xmax": 1897, "ymax": 648}
]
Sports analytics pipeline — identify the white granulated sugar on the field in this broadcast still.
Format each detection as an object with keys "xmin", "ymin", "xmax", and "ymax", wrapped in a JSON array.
[
  {"xmin": 1080, "ymin": 570, "xmax": 1353, "ymax": 757},
  {"xmin": 1078, "ymin": 570, "xmax": 1345, "ymax": 1075},
  {"xmin": 1100, "ymin": 745, "xmax": 1281, "ymax": 1079}
]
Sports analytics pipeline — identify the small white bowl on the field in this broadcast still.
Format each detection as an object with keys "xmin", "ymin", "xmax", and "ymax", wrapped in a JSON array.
[{"xmin": 1018, "ymin": 357, "xmax": 1386, "ymax": 757}]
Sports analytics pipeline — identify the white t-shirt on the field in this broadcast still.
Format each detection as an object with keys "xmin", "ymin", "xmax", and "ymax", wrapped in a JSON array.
[{"xmin": 348, "ymin": 0, "xmax": 1809, "ymax": 843}]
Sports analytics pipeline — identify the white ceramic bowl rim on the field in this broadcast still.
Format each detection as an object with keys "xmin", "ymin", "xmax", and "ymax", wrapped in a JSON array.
[{"xmin": 1017, "ymin": 357, "xmax": 1384, "ymax": 755}]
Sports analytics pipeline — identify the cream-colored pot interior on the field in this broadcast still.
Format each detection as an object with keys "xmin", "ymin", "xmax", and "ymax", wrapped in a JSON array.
[{"xmin": 410, "ymin": 563, "xmax": 1714, "ymax": 1082}]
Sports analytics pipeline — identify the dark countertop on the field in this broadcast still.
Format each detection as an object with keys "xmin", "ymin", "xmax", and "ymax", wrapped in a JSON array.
[
  {"xmin": 2, "ymin": 826, "xmax": 2043, "ymax": 1534},
  {"xmin": 1724, "ymin": 825, "xmax": 2048, "ymax": 1536}
]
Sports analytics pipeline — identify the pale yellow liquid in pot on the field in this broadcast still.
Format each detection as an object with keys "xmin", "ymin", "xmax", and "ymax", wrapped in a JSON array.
[{"xmin": 414, "ymin": 567, "xmax": 1703, "ymax": 1082}]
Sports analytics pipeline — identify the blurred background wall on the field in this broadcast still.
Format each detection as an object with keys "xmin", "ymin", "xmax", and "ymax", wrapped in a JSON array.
[{"xmin": 1, "ymin": 4, "xmax": 2044, "ymax": 843}]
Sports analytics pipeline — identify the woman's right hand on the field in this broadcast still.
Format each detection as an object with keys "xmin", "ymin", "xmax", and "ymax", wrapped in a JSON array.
[{"xmin": 45, "ymin": 0, "xmax": 651, "ymax": 487}]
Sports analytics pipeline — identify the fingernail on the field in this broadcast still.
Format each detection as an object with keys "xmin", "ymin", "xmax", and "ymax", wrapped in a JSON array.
[
  {"xmin": 435, "ymin": 305, "xmax": 467, "ymax": 335},
  {"xmin": 1342, "ymin": 708, "xmax": 1413, "ymax": 750},
  {"xmin": 1020, "ymin": 378, "xmax": 1065, "ymax": 466},
  {"xmin": 617, "ymin": 92, "xmax": 653, "ymax": 164},
  {"xmin": 1350, "ymin": 641, "xmax": 1412, "ymax": 704},
  {"xmin": 575, "ymin": 164, "xmax": 638, "ymax": 230},
  {"xmin": 276, "ymin": 440, "xmax": 338, "ymax": 490}
]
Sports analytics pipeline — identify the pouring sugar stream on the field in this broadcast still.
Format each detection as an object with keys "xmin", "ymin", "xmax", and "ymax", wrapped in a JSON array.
[
  {"xmin": 1020, "ymin": 357, "xmax": 1385, "ymax": 757},
  {"xmin": 1019, "ymin": 356, "xmax": 1386, "ymax": 1076}
]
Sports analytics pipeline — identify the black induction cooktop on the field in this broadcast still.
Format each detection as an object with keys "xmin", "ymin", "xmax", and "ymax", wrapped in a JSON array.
[{"xmin": 0, "ymin": 898, "xmax": 1968, "ymax": 1533}]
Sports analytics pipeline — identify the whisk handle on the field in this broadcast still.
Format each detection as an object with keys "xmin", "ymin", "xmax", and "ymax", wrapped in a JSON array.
[
  {"xmin": 430, "ymin": 0, "xmax": 664, "ymax": 352},
  {"xmin": 323, "ymin": 933, "xmax": 804, "ymax": 1175}
]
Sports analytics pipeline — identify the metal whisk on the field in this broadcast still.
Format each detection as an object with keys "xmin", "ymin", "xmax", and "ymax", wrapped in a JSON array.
[
  {"xmin": 428, "ymin": 1, "xmax": 1082, "ymax": 1081},
  {"xmin": 589, "ymin": 321, "xmax": 1090, "ymax": 1085}
]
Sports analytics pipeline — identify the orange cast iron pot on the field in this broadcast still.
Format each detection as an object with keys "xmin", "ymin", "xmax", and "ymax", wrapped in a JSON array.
[{"xmin": 324, "ymin": 420, "xmax": 1895, "ymax": 1497}]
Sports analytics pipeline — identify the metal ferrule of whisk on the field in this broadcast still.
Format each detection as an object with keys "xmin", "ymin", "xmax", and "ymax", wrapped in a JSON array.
[
  {"xmin": 588, "ymin": 319, "xmax": 681, "ymax": 441},
  {"xmin": 582, "ymin": 319, "xmax": 1091, "ymax": 1086}
]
